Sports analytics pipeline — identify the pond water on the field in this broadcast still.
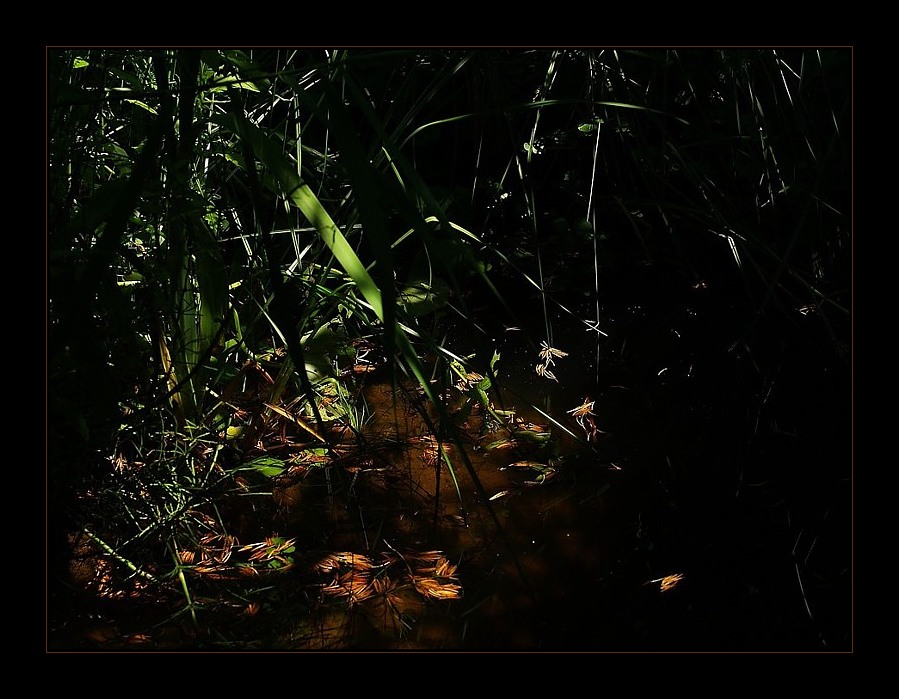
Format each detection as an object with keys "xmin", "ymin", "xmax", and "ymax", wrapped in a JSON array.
[
  {"xmin": 50, "ymin": 254, "xmax": 850, "ymax": 652},
  {"xmin": 261, "ymin": 255, "xmax": 846, "ymax": 651}
]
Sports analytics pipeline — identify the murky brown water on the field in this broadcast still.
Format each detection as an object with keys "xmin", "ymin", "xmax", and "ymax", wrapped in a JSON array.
[
  {"xmin": 226, "ymin": 373, "xmax": 656, "ymax": 651},
  {"xmin": 51, "ymin": 328, "xmax": 709, "ymax": 653},
  {"xmin": 50, "ymin": 263, "xmax": 848, "ymax": 651}
]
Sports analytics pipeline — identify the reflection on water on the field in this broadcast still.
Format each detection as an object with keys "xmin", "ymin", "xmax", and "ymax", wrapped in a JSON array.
[
  {"xmin": 256, "ymin": 270, "xmax": 849, "ymax": 651},
  {"xmin": 51, "ymin": 257, "xmax": 849, "ymax": 652},
  {"xmin": 256, "ymin": 370, "xmax": 662, "ymax": 650}
]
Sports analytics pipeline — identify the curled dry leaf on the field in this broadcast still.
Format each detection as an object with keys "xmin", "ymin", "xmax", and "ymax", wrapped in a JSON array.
[
  {"xmin": 322, "ymin": 570, "xmax": 374, "ymax": 605},
  {"xmin": 178, "ymin": 550, "xmax": 196, "ymax": 565},
  {"xmin": 314, "ymin": 551, "xmax": 374, "ymax": 573},
  {"xmin": 411, "ymin": 575, "xmax": 463, "ymax": 601},
  {"xmin": 645, "ymin": 572, "xmax": 685, "ymax": 593}
]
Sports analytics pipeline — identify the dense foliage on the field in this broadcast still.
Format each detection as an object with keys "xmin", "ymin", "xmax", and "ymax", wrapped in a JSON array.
[{"xmin": 48, "ymin": 49, "xmax": 851, "ymax": 650}]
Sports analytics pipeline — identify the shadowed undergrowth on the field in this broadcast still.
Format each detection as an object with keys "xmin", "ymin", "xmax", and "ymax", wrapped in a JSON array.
[{"xmin": 48, "ymin": 48, "xmax": 851, "ymax": 651}]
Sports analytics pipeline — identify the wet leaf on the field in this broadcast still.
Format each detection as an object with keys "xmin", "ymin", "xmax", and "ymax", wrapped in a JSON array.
[{"xmin": 240, "ymin": 456, "xmax": 286, "ymax": 478}]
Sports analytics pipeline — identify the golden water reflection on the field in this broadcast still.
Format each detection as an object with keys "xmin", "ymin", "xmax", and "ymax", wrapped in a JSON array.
[{"xmin": 264, "ymin": 378, "xmax": 641, "ymax": 650}]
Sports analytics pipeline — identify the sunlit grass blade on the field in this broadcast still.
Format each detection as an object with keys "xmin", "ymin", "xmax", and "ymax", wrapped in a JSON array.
[{"xmin": 213, "ymin": 112, "xmax": 385, "ymax": 322}]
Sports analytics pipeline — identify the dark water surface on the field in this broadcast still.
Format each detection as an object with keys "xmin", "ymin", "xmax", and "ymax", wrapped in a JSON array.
[
  {"xmin": 283, "ymin": 263, "xmax": 846, "ymax": 650},
  {"xmin": 49, "ymin": 255, "xmax": 850, "ymax": 652}
]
